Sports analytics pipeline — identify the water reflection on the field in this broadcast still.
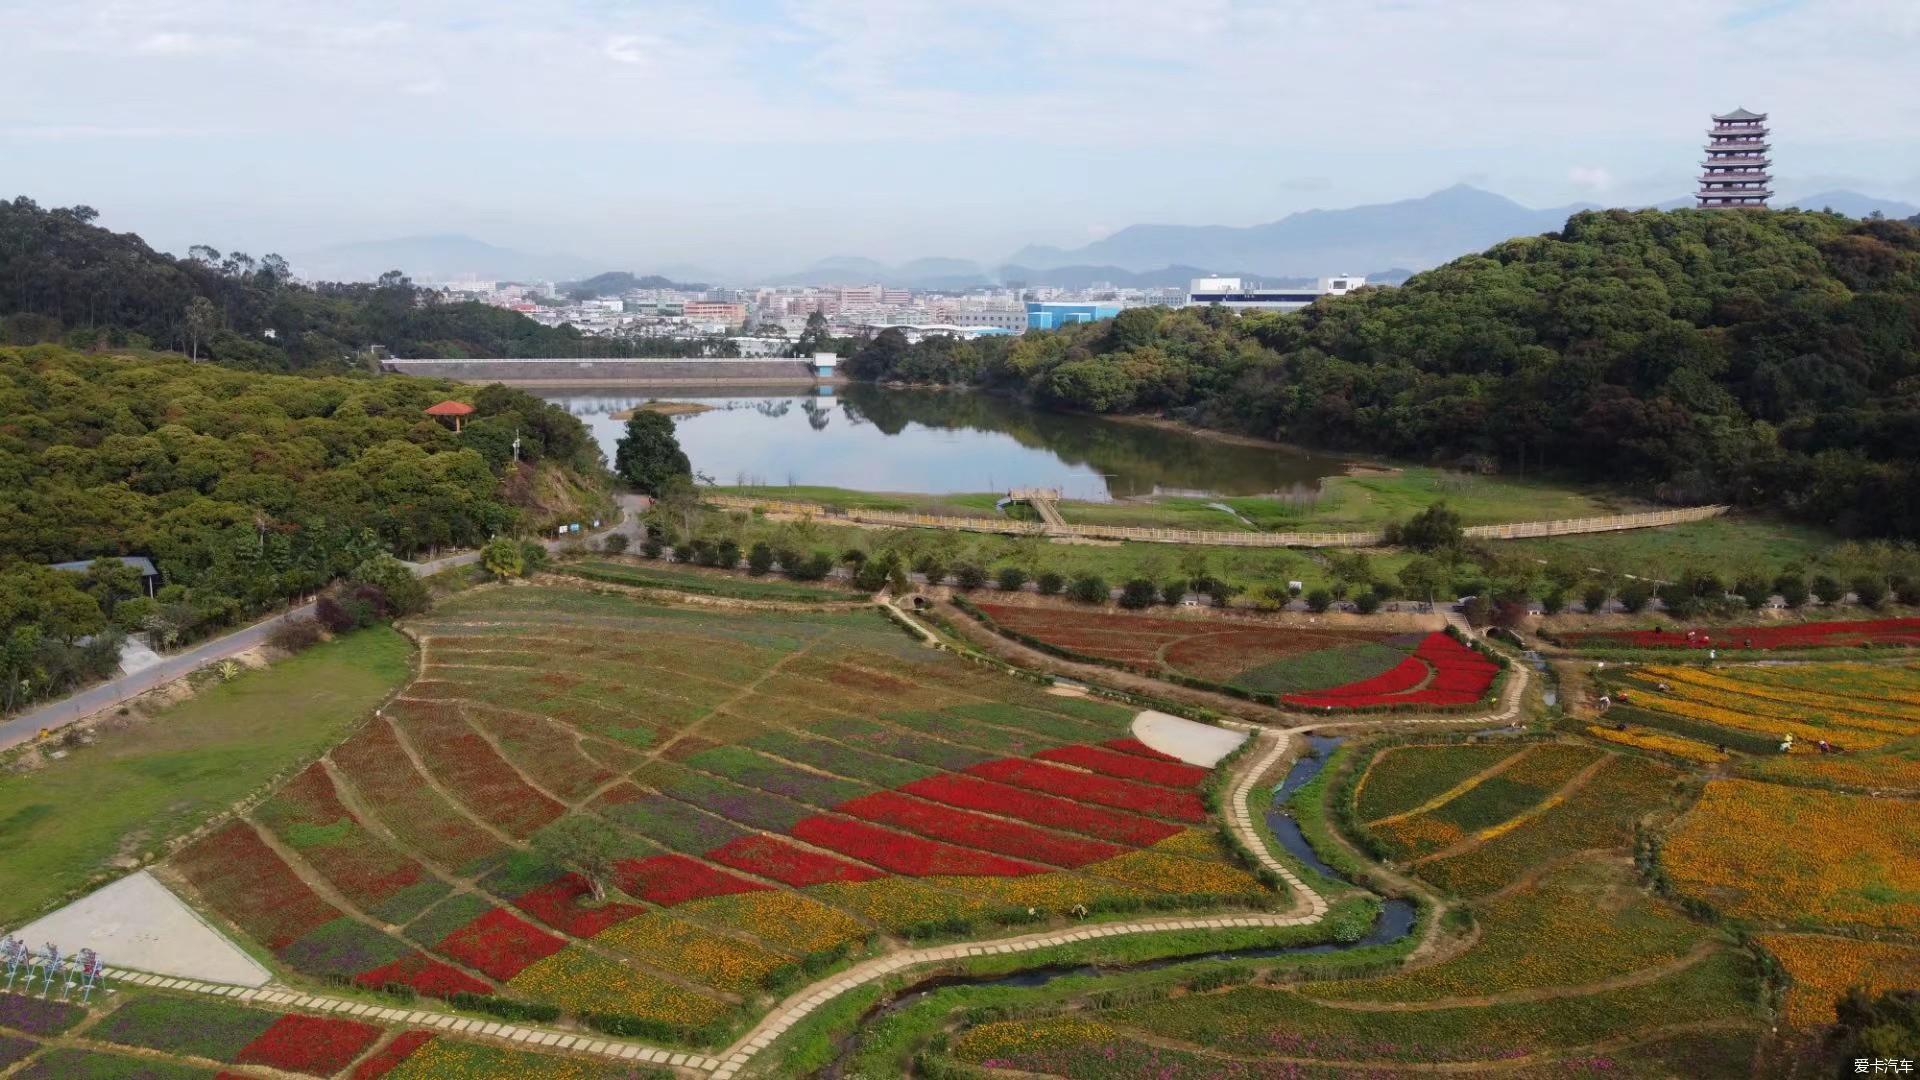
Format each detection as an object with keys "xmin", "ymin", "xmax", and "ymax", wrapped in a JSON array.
[{"xmin": 542, "ymin": 383, "xmax": 1349, "ymax": 500}]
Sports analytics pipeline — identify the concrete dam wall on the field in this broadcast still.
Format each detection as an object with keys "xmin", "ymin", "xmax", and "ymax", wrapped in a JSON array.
[{"xmin": 383, "ymin": 358, "xmax": 834, "ymax": 386}]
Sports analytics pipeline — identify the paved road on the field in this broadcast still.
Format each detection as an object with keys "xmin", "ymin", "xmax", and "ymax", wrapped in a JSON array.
[{"xmin": 0, "ymin": 499, "xmax": 644, "ymax": 754}]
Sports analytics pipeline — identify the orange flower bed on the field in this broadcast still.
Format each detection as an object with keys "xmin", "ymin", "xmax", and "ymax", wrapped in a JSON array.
[
  {"xmin": 1662, "ymin": 780, "xmax": 1920, "ymax": 931},
  {"xmin": 1757, "ymin": 933, "xmax": 1920, "ymax": 1028}
]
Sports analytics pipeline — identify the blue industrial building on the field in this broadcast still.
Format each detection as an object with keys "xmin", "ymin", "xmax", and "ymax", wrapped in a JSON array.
[{"xmin": 1025, "ymin": 301, "xmax": 1122, "ymax": 331}]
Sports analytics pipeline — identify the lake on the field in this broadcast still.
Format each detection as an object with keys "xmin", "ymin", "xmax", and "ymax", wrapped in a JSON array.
[{"xmin": 540, "ymin": 383, "xmax": 1348, "ymax": 500}]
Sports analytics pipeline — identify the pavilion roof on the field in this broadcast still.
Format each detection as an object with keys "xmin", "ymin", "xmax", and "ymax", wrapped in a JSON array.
[{"xmin": 424, "ymin": 400, "xmax": 476, "ymax": 417}]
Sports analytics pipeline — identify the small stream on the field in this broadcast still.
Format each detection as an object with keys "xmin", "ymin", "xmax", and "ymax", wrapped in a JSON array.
[{"xmin": 821, "ymin": 732, "xmax": 1418, "ymax": 1075}]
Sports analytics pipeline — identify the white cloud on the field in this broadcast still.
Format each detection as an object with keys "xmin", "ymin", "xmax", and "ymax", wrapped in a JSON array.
[
  {"xmin": 133, "ymin": 31, "xmax": 247, "ymax": 55},
  {"xmin": 399, "ymin": 77, "xmax": 446, "ymax": 96},
  {"xmin": 1568, "ymin": 166, "xmax": 1616, "ymax": 192},
  {"xmin": 603, "ymin": 33, "xmax": 663, "ymax": 66}
]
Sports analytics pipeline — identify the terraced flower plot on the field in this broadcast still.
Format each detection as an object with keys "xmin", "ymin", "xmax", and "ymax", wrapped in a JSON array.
[
  {"xmin": 969, "ymin": 602, "xmax": 1499, "ymax": 708},
  {"xmin": 163, "ymin": 584, "xmax": 1267, "ymax": 1043},
  {"xmin": 1352, "ymin": 739, "xmax": 1677, "ymax": 897},
  {"xmin": 1613, "ymin": 662, "xmax": 1920, "ymax": 753},
  {"xmin": 0, "ymin": 989, "xmax": 669, "ymax": 1080}
]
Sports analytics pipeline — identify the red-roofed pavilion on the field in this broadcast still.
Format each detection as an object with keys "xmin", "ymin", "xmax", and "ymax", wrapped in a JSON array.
[{"xmin": 425, "ymin": 400, "xmax": 475, "ymax": 431}]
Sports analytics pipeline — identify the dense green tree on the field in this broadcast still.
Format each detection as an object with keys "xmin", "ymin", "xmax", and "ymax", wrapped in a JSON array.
[
  {"xmin": 613, "ymin": 412, "xmax": 692, "ymax": 497},
  {"xmin": 481, "ymin": 537, "xmax": 525, "ymax": 579},
  {"xmin": 1391, "ymin": 503, "xmax": 1466, "ymax": 552},
  {"xmin": 530, "ymin": 817, "xmax": 622, "ymax": 903}
]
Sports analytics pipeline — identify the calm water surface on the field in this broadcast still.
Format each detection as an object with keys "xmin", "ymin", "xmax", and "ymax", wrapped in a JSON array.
[{"xmin": 541, "ymin": 383, "xmax": 1347, "ymax": 500}]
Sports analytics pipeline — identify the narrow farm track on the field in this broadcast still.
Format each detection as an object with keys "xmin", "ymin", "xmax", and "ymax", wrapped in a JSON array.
[
  {"xmin": 1364, "ymin": 745, "xmax": 1536, "ymax": 827},
  {"xmin": 97, "ymin": 596, "xmax": 1535, "ymax": 1080},
  {"xmin": 1408, "ymin": 752, "xmax": 1615, "ymax": 866}
]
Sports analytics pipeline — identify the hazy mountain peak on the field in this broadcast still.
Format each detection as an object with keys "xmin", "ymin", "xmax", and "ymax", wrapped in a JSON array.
[{"xmin": 1002, "ymin": 185, "xmax": 1594, "ymax": 276}]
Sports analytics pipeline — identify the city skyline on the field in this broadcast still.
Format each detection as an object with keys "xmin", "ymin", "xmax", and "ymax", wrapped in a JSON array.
[{"xmin": 6, "ymin": 0, "xmax": 1918, "ymax": 274}]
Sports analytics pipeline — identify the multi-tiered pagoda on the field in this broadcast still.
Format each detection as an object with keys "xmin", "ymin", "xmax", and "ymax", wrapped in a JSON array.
[{"xmin": 1697, "ymin": 108, "xmax": 1772, "ymax": 208}]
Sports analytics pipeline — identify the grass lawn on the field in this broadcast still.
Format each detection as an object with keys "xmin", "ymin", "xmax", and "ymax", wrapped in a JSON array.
[
  {"xmin": 557, "ymin": 559, "xmax": 862, "ymax": 602},
  {"xmin": 0, "ymin": 627, "xmax": 412, "ymax": 927},
  {"xmin": 1507, "ymin": 514, "xmax": 1837, "ymax": 581}
]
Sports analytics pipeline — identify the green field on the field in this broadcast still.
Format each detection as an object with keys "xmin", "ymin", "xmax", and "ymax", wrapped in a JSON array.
[
  {"xmin": 0, "ymin": 628, "xmax": 412, "ymax": 927},
  {"xmin": 1508, "ymin": 513, "xmax": 1836, "ymax": 581},
  {"xmin": 557, "ymin": 558, "xmax": 861, "ymax": 602}
]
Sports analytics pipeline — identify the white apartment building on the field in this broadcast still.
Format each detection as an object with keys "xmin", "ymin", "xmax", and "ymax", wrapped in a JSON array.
[{"xmin": 1184, "ymin": 276, "xmax": 1367, "ymax": 312}]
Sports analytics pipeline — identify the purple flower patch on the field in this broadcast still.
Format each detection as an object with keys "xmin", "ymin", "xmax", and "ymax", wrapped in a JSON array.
[{"xmin": 0, "ymin": 992, "xmax": 85, "ymax": 1037}]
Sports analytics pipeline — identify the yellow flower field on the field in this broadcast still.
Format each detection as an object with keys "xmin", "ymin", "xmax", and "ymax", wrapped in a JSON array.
[
  {"xmin": 1622, "ymin": 664, "xmax": 1920, "ymax": 750},
  {"xmin": 506, "ymin": 946, "xmax": 731, "ymax": 1025},
  {"xmin": 928, "ymin": 871, "xmax": 1153, "ymax": 911},
  {"xmin": 596, "ymin": 913, "xmax": 793, "ymax": 993},
  {"xmin": 1087, "ymin": 848, "xmax": 1265, "ymax": 895},
  {"xmin": 807, "ymin": 877, "xmax": 999, "ymax": 932},
  {"xmin": 1739, "ymin": 739, "xmax": 1920, "ymax": 791},
  {"xmin": 1662, "ymin": 779, "xmax": 1920, "ymax": 931},
  {"xmin": 1653, "ymin": 665, "xmax": 1920, "ymax": 725},
  {"xmin": 949, "ymin": 1015, "xmax": 1121, "ymax": 1061},
  {"xmin": 680, "ymin": 889, "xmax": 870, "ymax": 954},
  {"xmin": 1757, "ymin": 933, "xmax": 1920, "ymax": 1028}
]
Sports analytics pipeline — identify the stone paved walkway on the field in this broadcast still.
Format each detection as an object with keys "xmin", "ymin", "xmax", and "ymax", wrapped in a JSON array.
[{"xmin": 62, "ymin": 647, "xmax": 1530, "ymax": 1078}]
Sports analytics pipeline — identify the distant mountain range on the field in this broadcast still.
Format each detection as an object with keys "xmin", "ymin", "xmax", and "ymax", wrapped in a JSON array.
[
  {"xmin": 288, "ymin": 234, "xmax": 603, "ymax": 284},
  {"xmin": 1787, "ymin": 190, "xmax": 1920, "ymax": 219},
  {"xmin": 288, "ymin": 185, "xmax": 1919, "ymax": 290},
  {"xmin": 1003, "ymin": 185, "xmax": 1599, "ymax": 277},
  {"xmin": 561, "ymin": 271, "xmax": 709, "ymax": 298}
]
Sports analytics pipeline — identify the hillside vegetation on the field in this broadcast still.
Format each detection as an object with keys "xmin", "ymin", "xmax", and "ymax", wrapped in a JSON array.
[
  {"xmin": 0, "ymin": 346, "xmax": 605, "ymax": 707},
  {"xmin": 0, "ymin": 197, "xmax": 658, "ymax": 369},
  {"xmin": 850, "ymin": 210, "xmax": 1920, "ymax": 537}
]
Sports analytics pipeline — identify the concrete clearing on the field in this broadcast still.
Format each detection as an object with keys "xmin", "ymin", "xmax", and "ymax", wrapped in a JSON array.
[
  {"xmin": 1131, "ymin": 709, "xmax": 1248, "ymax": 767},
  {"xmin": 9, "ymin": 870, "xmax": 272, "ymax": 986}
]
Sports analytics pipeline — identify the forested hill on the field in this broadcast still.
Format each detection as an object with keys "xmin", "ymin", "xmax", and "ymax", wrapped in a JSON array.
[
  {"xmin": 850, "ymin": 209, "xmax": 1920, "ymax": 537},
  {"xmin": 0, "ymin": 346, "xmax": 607, "ymax": 704},
  {"xmin": 0, "ymin": 198, "xmax": 649, "ymax": 369}
]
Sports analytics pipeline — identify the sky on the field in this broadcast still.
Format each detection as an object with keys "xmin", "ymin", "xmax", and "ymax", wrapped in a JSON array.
[{"xmin": 4, "ymin": 0, "xmax": 1918, "ymax": 276}]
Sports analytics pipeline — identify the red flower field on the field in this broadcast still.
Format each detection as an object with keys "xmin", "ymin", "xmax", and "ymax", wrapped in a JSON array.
[
  {"xmin": 614, "ymin": 852, "xmax": 780, "ymax": 903},
  {"xmin": 837, "ymin": 791, "xmax": 1128, "ymax": 868},
  {"xmin": 966, "ymin": 758, "xmax": 1209, "ymax": 823},
  {"xmin": 353, "ymin": 954, "xmax": 490, "ymax": 998},
  {"xmin": 351, "ymin": 1030, "xmax": 435, "ymax": 1079},
  {"xmin": 706, "ymin": 834, "xmax": 884, "ymax": 887},
  {"xmin": 791, "ymin": 815, "xmax": 1051, "ymax": 877},
  {"xmin": 433, "ymin": 907, "xmax": 566, "ymax": 981},
  {"xmin": 233, "ymin": 1015, "xmax": 382, "ymax": 1076},
  {"xmin": 172, "ymin": 822, "xmax": 342, "ymax": 950},
  {"xmin": 1033, "ymin": 744, "xmax": 1210, "ymax": 788},
  {"xmin": 900, "ymin": 773, "xmax": 1184, "ymax": 846},
  {"xmin": 1282, "ymin": 632, "xmax": 1498, "ymax": 709},
  {"xmin": 1563, "ymin": 616, "xmax": 1920, "ymax": 651}
]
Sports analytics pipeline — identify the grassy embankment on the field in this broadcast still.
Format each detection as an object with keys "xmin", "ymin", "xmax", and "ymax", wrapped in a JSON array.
[
  {"xmin": 713, "ymin": 511, "xmax": 1836, "ymax": 599},
  {"xmin": 0, "ymin": 628, "xmax": 412, "ymax": 927}
]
